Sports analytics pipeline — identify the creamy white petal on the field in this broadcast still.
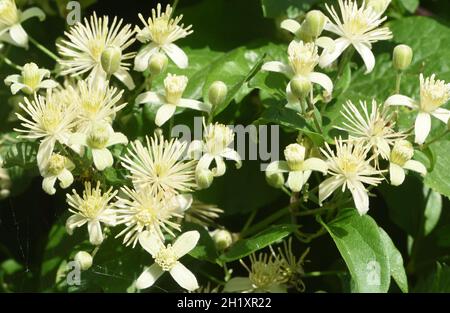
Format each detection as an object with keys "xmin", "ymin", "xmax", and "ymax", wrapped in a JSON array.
[
  {"xmin": 196, "ymin": 153, "xmax": 214, "ymax": 172},
  {"xmin": 4, "ymin": 74, "xmax": 20, "ymax": 85},
  {"xmin": 170, "ymin": 262, "xmax": 199, "ymax": 291},
  {"xmin": 92, "ymin": 148, "xmax": 114, "ymax": 171},
  {"xmin": 178, "ymin": 99, "xmax": 211, "ymax": 113},
  {"xmin": 384, "ymin": 95, "xmax": 417, "ymax": 108},
  {"xmin": 88, "ymin": 221, "xmax": 104, "ymax": 245},
  {"xmin": 9, "ymin": 24, "xmax": 28, "ymax": 48},
  {"xmin": 69, "ymin": 133, "xmax": 88, "ymax": 146},
  {"xmin": 280, "ymin": 19, "xmax": 301, "ymax": 34},
  {"xmin": 414, "ymin": 112, "xmax": 431, "ymax": 145},
  {"xmin": 134, "ymin": 43, "xmax": 158, "ymax": 71},
  {"xmin": 319, "ymin": 38, "xmax": 350, "ymax": 68},
  {"xmin": 265, "ymin": 160, "xmax": 290, "ymax": 173},
  {"xmin": 107, "ymin": 132, "xmax": 128, "ymax": 146},
  {"xmin": 431, "ymin": 108, "xmax": 450, "ymax": 124},
  {"xmin": 354, "ymin": 42, "xmax": 375, "ymax": 74},
  {"xmin": 42, "ymin": 176, "xmax": 57, "ymax": 195},
  {"xmin": 135, "ymin": 264, "xmax": 164, "ymax": 290},
  {"xmin": 303, "ymin": 157, "xmax": 328, "ymax": 174},
  {"xmin": 65, "ymin": 214, "xmax": 86, "ymax": 235},
  {"xmin": 20, "ymin": 7, "xmax": 45, "ymax": 22},
  {"xmin": 308, "ymin": 72, "xmax": 333, "ymax": 94},
  {"xmin": 221, "ymin": 148, "xmax": 242, "ymax": 169},
  {"xmin": 114, "ymin": 68, "xmax": 135, "ymax": 90},
  {"xmin": 224, "ymin": 277, "xmax": 253, "ymax": 292},
  {"xmin": 287, "ymin": 171, "xmax": 304, "ymax": 192},
  {"xmin": 10, "ymin": 82, "xmax": 27, "ymax": 94},
  {"xmin": 172, "ymin": 230, "xmax": 200, "ymax": 258},
  {"xmin": 315, "ymin": 36, "xmax": 335, "ymax": 53},
  {"xmin": 135, "ymin": 91, "xmax": 166, "ymax": 105},
  {"xmin": 187, "ymin": 140, "xmax": 204, "ymax": 159},
  {"xmin": 155, "ymin": 103, "xmax": 176, "ymax": 126},
  {"xmin": 403, "ymin": 160, "xmax": 427, "ymax": 176},
  {"xmin": 213, "ymin": 156, "xmax": 226, "ymax": 177},
  {"xmin": 139, "ymin": 230, "xmax": 164, "ymax": 257},
  {"xmin": 319, "ymin": 176, "xmax": 344, "ymax": 205},
  {"xmin": 39, "ymin": 79, "xmax": 59, "ymax": 89},
  {"xmin": 261, "ymin": 61, "xmax": 291, "ymax": 76},
  {"xmin": 348, "ymin": 180, "xmax": 370, "ymax": 215},
  {"xmin": 162, "ymin": 43, "xmax": 188, "ymax": 69},
  {"xmin": 37, "ymin": 138, "xmax": 55, "ymax": 172},
  {"xmin": 171, "ymin": 194, "xmax": 193, "ymax": 213},
  {"xmin": 389, "ymin": 163, "xmax": 405, "ymax": 186},
  {"xmin": 57, "ymin": 169, "xmax": 73, "ymax": 189}
]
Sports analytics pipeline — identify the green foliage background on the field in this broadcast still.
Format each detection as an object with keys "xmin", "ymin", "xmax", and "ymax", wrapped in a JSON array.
[{"xmin": 0, "ymin": 0, "xmax": 449, "ymax": 292}]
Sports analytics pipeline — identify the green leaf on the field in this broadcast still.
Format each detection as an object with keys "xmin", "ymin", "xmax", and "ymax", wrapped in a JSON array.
[
  {"xmin": 415, "ymin": 262, "xmax": 450, "ymax": 292},
  {"xmin": 259, "ymin": 105, "xmax": 324, "ymax": 145},
  {"xmin": 182, "ymin": 223, "xmax": 218, "ymax": 264},
  {"xmin": 423, "ymin": 186, "xmax": 442, "ymax": 236},
  {"xmin": 202, "ymin": 47, "xmax": 265, "ymax": 116},
  {"xmin": 3, "ymin": 142, "xmax": 38, "ymax": 169},
  {"xmin": 379, "ymin": 227, "xmax": 408, "ymax": 293},
  {"xmin": 319, "ymin": 208, "xmax": 391, "ymax": 292},
  {"xmin": 398, "ymin": 0, "xmax": 419, "ymax": 13},
  {"xmin": 218, "ymin": 224, "xmax": 296, "ymax": 263},
  {"xmin": 422, "ymin": 141, "xmax": 450, "ymax": 199}
]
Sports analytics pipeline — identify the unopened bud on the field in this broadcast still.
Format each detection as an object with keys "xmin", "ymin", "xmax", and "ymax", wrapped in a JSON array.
[
  {"xmin": 211, "ymin": 229, "xmax": 233, "ymax": 251},
  {"xmin": 208, "ymin": 81, "xmax": 228, "ymax": 108},
  {"xmin": 284, "ymin": 143, "xmax": 306, "ymax": 171},
  {"xmin": 265, "ymin": 170, "xmax": 285, "ymax": 188},
  {"xmin": 366, "ymin": 0, "xmax": 391, "ymax": 14},
  {"xmin": 393, "ymin": 44, "xmax": 413, "ymax": 71},
  {"xmin": 196, "ymin": 169, "xmax": 214, "ymax": 189},
  {"xmin": 148, "ymin": 52, "xmax": 168, "ymax": 76},
  {"xmin": 303, "ymin": 10, "xmax": 327, "ymax": 38},
  {"xmin": 290, "ymin": 76, "xmax": 312, "ymax": 99},
  {"xmin": 74, "ymin": 251, "xmax": 93, "ymax": 271},
  {"xmin": 101, "ymin": 46, "xmax": 122, "ymax": 75}
]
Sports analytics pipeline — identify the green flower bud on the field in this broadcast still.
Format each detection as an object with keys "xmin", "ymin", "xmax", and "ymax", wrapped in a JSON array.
[
  {"xmin": 393, "ymin": 44, "xmax": 413, "ymax": 71},
  {"xmin": 74, "ymin": 251, "xmax": 93, "ymax": 271},
  {"xmin": 196, "ymin": 169, "xmax": 214, "ymax": 189},
  {"xmin": 290, "ymin": 76, "xmax": 312, "ymax": 99},
  {"xmin": 208, "ymin": 81, "xmax": 228, "ymax": 108},
  {"xmin": 211, "ymin": 229, "xmax": 233, "ymax": 251},
  {"xmin": 148, "ymin": 52, "xmax": 168, "ymax": 76},
  {"xmin": 101, "ymin": 46, "xmax": 122, "ymax": 75},
  {"xmin": 265, "ymin": 170, "xmax": 285, "ymax": 188},
  {"xmin": 303, "ymin": 10, "xmax": 327, "ymax": 38}
]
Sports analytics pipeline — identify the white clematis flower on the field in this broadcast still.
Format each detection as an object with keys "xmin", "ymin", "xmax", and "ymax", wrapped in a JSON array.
[
  {"xmin": 320, "ymin": 0, "xmax": 393, "ymax": 74},
  {"xmin": 65, "ymin": 181, "xmax": 117, "ymax": 246},
  {"xmin": 136, "ymin": 230, "xmax": 200, "ymax": 291},
  {"xmin": 385, "ymin": 74, "xmax": 450, "ymax": 145},
  {"xmin": 388, "ymin": 140, "xmax": 426, "ymax": 186},
  {"xmin": 335, "ymin": 99, "xmax": 405, "ymax": 164},
  {"xmin": 70, "ymin": 122, "xmax": 128, "ymax": 171},
  {"xmin": 14, "ymin": 92, "xmax": 77, "ymax": 171},
  {"xmin": 319, "ymin": 138, "xmax": 384, "ymax": 215},
  {"xmin": 0, "ymin": 0, "xmax": 45, "ymax": 48},
  {"xmin": 262, "ymin": 40, "xmax": 333, "ymax": 108},
  {"xmin": 4, "ymin": 62, "xmax": 58, "ymax": 95},
  {"xmin": 115, "ymin": 186, "xmax": 192, "ymax": 247},
  {"xmin": 188, "ymin": 121, "xmax": 241, "ymax": 178},
  {"xmin": 121, "ymin": 134, "xmax": 196, "ymax": 196},
  {"xmin": 41, "ymin": 153, "xmax": 74, "ymax": 195},
  {"xmin": 134, "ymin": 3, "xmax": 193, "ymax": 71},
  {"xmin": 265, "ymin": 143, "xmax": 327, "ymax": 192},
  {"xmin": 135, "ymin": 73, "xmax": 210, "ymax": 126},
  {"xmin": 57, "ymin": 12, "xmax": 136, "ymax": 89}
]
